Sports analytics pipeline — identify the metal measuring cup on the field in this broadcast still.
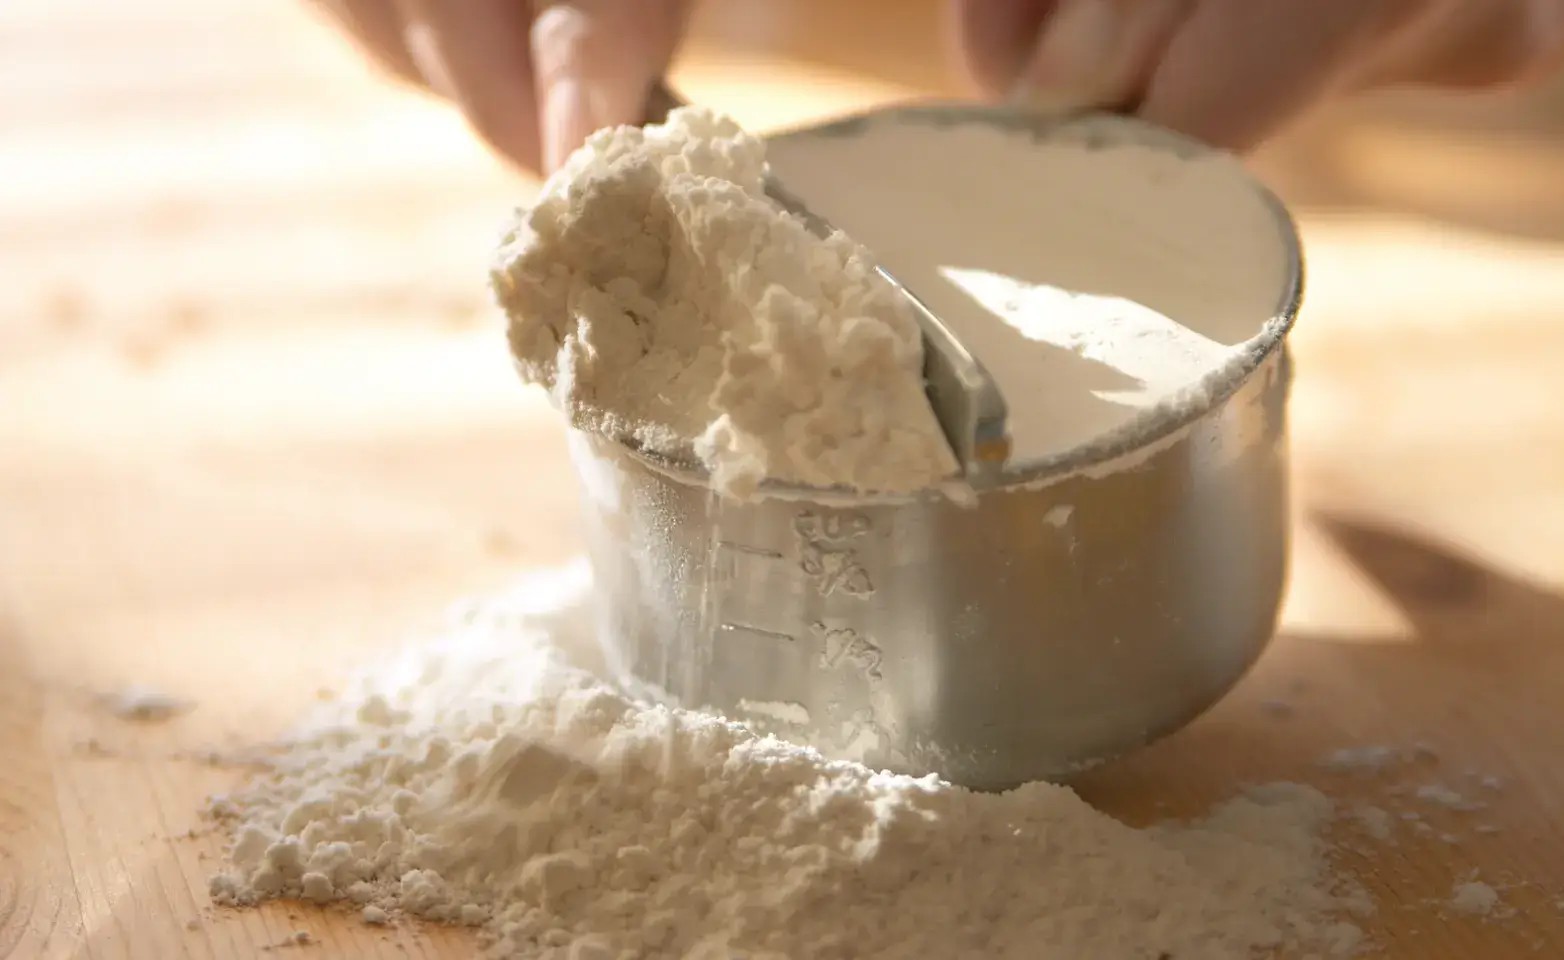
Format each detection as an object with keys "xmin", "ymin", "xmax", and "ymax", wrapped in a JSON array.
[{"xmin": 571, "ymin": 102, "xmax": 1303, "ymax": 790}]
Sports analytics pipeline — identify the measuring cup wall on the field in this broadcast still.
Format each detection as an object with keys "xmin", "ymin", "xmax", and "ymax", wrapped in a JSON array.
[{"xmin": 567, "ymin": 346, "xmax": 1291, "ymax": 789}]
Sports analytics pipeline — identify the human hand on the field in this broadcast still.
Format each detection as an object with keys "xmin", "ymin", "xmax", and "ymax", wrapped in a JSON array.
[
  {"xmin": 952, "ymin": 0, "xmax": 1564, "ymax": 151},
  {"xmin": 313, "ymin": 0, "xmax": 688, "ymax": 172}
]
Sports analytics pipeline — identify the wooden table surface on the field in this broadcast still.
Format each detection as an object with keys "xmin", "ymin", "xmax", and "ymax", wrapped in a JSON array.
[{"xmin": 5, "ymin": 1, "xmax": 1564, "ymax": 957}]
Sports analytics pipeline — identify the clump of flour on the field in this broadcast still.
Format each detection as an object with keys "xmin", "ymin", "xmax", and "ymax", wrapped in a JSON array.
[
  {"xmin": 490, "ymin": 108, "xmax": 956, "ymax": 498},
  {"xmin": 100, "ymin": 685, "xmax": 193, "ymax": 722},
  {"xmin": 208, "ymin": 564, "xmax": 1365, "ymax": 959},
  {"xmin": 1448, "ymin": 879, "xmax": 1503, "ymax": 917}
]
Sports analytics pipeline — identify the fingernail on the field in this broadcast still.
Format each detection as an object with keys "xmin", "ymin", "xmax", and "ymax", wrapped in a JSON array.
[
  {"xmin": 402, "ymin": 20, "xmax": 456, "ymax": 101},
  {"xmin": 1014, "ymin": 0, "xmax": 1123, "ymax": 108},
  {"xmin": 1007, "ymin": 85, "xmax": 1099, "ymax": 115},
  {"xmin": 543, "ymin": 77, "xmax": 596, "ymax": 173}
]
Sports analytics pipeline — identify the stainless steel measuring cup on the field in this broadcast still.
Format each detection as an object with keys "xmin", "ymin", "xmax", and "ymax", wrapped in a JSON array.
[{"xmin": 568, "ymin": 103, "xmax": 1303, "ymax": 790}]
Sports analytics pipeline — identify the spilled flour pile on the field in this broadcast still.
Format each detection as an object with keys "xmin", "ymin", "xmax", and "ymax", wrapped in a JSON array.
[
  {"xmin": 209, "ymin": 566, "xmax": 1366, "ymax": 959},
  {"xmin": 491, "ymin": 107, "xmax": 956, "ymax": 497}
]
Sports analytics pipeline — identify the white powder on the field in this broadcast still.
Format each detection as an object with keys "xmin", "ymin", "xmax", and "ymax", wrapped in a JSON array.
[
  {"xmin": 1352, "ymin": 805, "xmax": 1395, "ymax": 842},
  {"xmin": 257, "ymin": 931, "xmax": 315, "ymax": 951},
  {"xmin": 100, "ymin": 685, "xmax": 193, "ymax": 722},
  {"xmin": 1319, "ymin": 745, "xmax": 1404, "ymax": 774},
  {"xmin": 765, "ymin": 112, "xmax": 1292, "ymax": 464},
  {"xmin": 491, "ymin": 108, "xmax": 955, "ymax": 498},
  {"xmin": 208, "ymin": 565, "xmax": 1364, "ymax": 959},
  {"xmin": 1448, "ymin": 880, "xmax": 1502, "ymax": 917},
  {"xmin": 1414, "ymin": 783, "xmax": 1483, "ymax": 812},
  {"xmin": 1260, "ymin": 698, "xmax": 1295, "ymax": 718}
]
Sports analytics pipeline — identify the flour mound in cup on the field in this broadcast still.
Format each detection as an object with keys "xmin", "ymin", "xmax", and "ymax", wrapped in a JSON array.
[{"xmin": 491, "ymin": 107, "xmax": 956, "ymax": 498}]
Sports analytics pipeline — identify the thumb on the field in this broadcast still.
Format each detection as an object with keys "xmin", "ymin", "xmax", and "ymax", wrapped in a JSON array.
[{"xmin": 531, "ymin": 0, "xmax": 688, "ymax": 173}]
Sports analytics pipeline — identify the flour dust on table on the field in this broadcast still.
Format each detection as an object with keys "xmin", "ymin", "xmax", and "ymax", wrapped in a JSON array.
[{"xmin": 208, "ymin": 564, "xmax": 1368, "ymax": 960}]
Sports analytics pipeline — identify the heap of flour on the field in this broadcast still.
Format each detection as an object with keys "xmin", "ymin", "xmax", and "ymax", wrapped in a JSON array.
[
  {"xmin": 209, "ymin": 565, "xmax": 1366, "ymax": 959},
  {"xmin": 491, "ymin": 108, "xmax": 956, "ymax": 497}
]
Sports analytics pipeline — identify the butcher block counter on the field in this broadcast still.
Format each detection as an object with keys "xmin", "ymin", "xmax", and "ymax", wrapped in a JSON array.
[{"xmin": 4, "ymin": 0, "xmax": 1564, "ymax": 956}]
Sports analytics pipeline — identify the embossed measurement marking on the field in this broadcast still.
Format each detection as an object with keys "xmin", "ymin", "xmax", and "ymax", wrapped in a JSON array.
[
  {"xmin": 712, "ymin": 540, "xmax": 794, "ymax": 642},
  {"xmin": 794, "ymin": 510, "xmax": 875, "ymax": 597},
  {"xmin": 793, "ymin": 511, "xmax": 870, "ymax": 543},
  {"xmin": 717, "ymin": 541, "xmax": 785, "ymax": 558},
  {"xmin": 814, "ymin": 622, "xmax": 883, "ymax": 680},
  {"xmin": 710, "ymin": 510, "xmax": 877, "ymax": 657},
  {"xmin": 718, "ymin": 622, "xmax": 796, "ymax": 644},
  {"xmin": 714, "ymin": 539, "xmax": 783, "ymax": 582},
  {"xmin": 799, "ymin": 548, "xmax": 873, "ymax": 597}
]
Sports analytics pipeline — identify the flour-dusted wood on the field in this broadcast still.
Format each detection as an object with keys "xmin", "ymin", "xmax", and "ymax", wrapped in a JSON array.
[{"xmin": 4, "ymin": 0, "xmax": 1564, "ymax": 957}]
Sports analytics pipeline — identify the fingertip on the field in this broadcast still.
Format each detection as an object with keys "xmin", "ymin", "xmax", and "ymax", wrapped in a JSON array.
[
  {"xmin": 313, "ymin": 0, "xmax": 424, "ymax": 87},
  {"xmin": 1135, "ymin": 70, "xmax": 1299, "ymax": 155},
  {"xmin": 460, "ymin": 85, "xmax": 545, "ymax": 172},
  {"xmin": 530, "ymin": 11, "xmax": 601, "ymax": 173},
  {"xmin": 948, "ymin": 0, "xmax": 1058, "ymax": 98},
  {"xmin": 1012, "ymin": 0, "xmax": 1193, "ymax": 115},
  {"xmin": 1134, "ymin": 0, "xmax": 1384, "ymax": 155},
  {"xmin": 531, "ymin": 2, "xmax": 677, "ymax": 172},
  {"xmin": 541, "ymin": 77, "xmax": 597, "ymax": 173},
  {"xmin": 1135, "ymin": 104, "xmax": 1270, "ymax": 155},
  {"xmin": 398, "ymin": 0, "xmax": 544, "ymax": 172}
]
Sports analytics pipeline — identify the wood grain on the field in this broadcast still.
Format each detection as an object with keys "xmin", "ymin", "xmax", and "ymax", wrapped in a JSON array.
[{"xmin": 3, "ymin": 0, "xmax": 1564, "ymax": 956}]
